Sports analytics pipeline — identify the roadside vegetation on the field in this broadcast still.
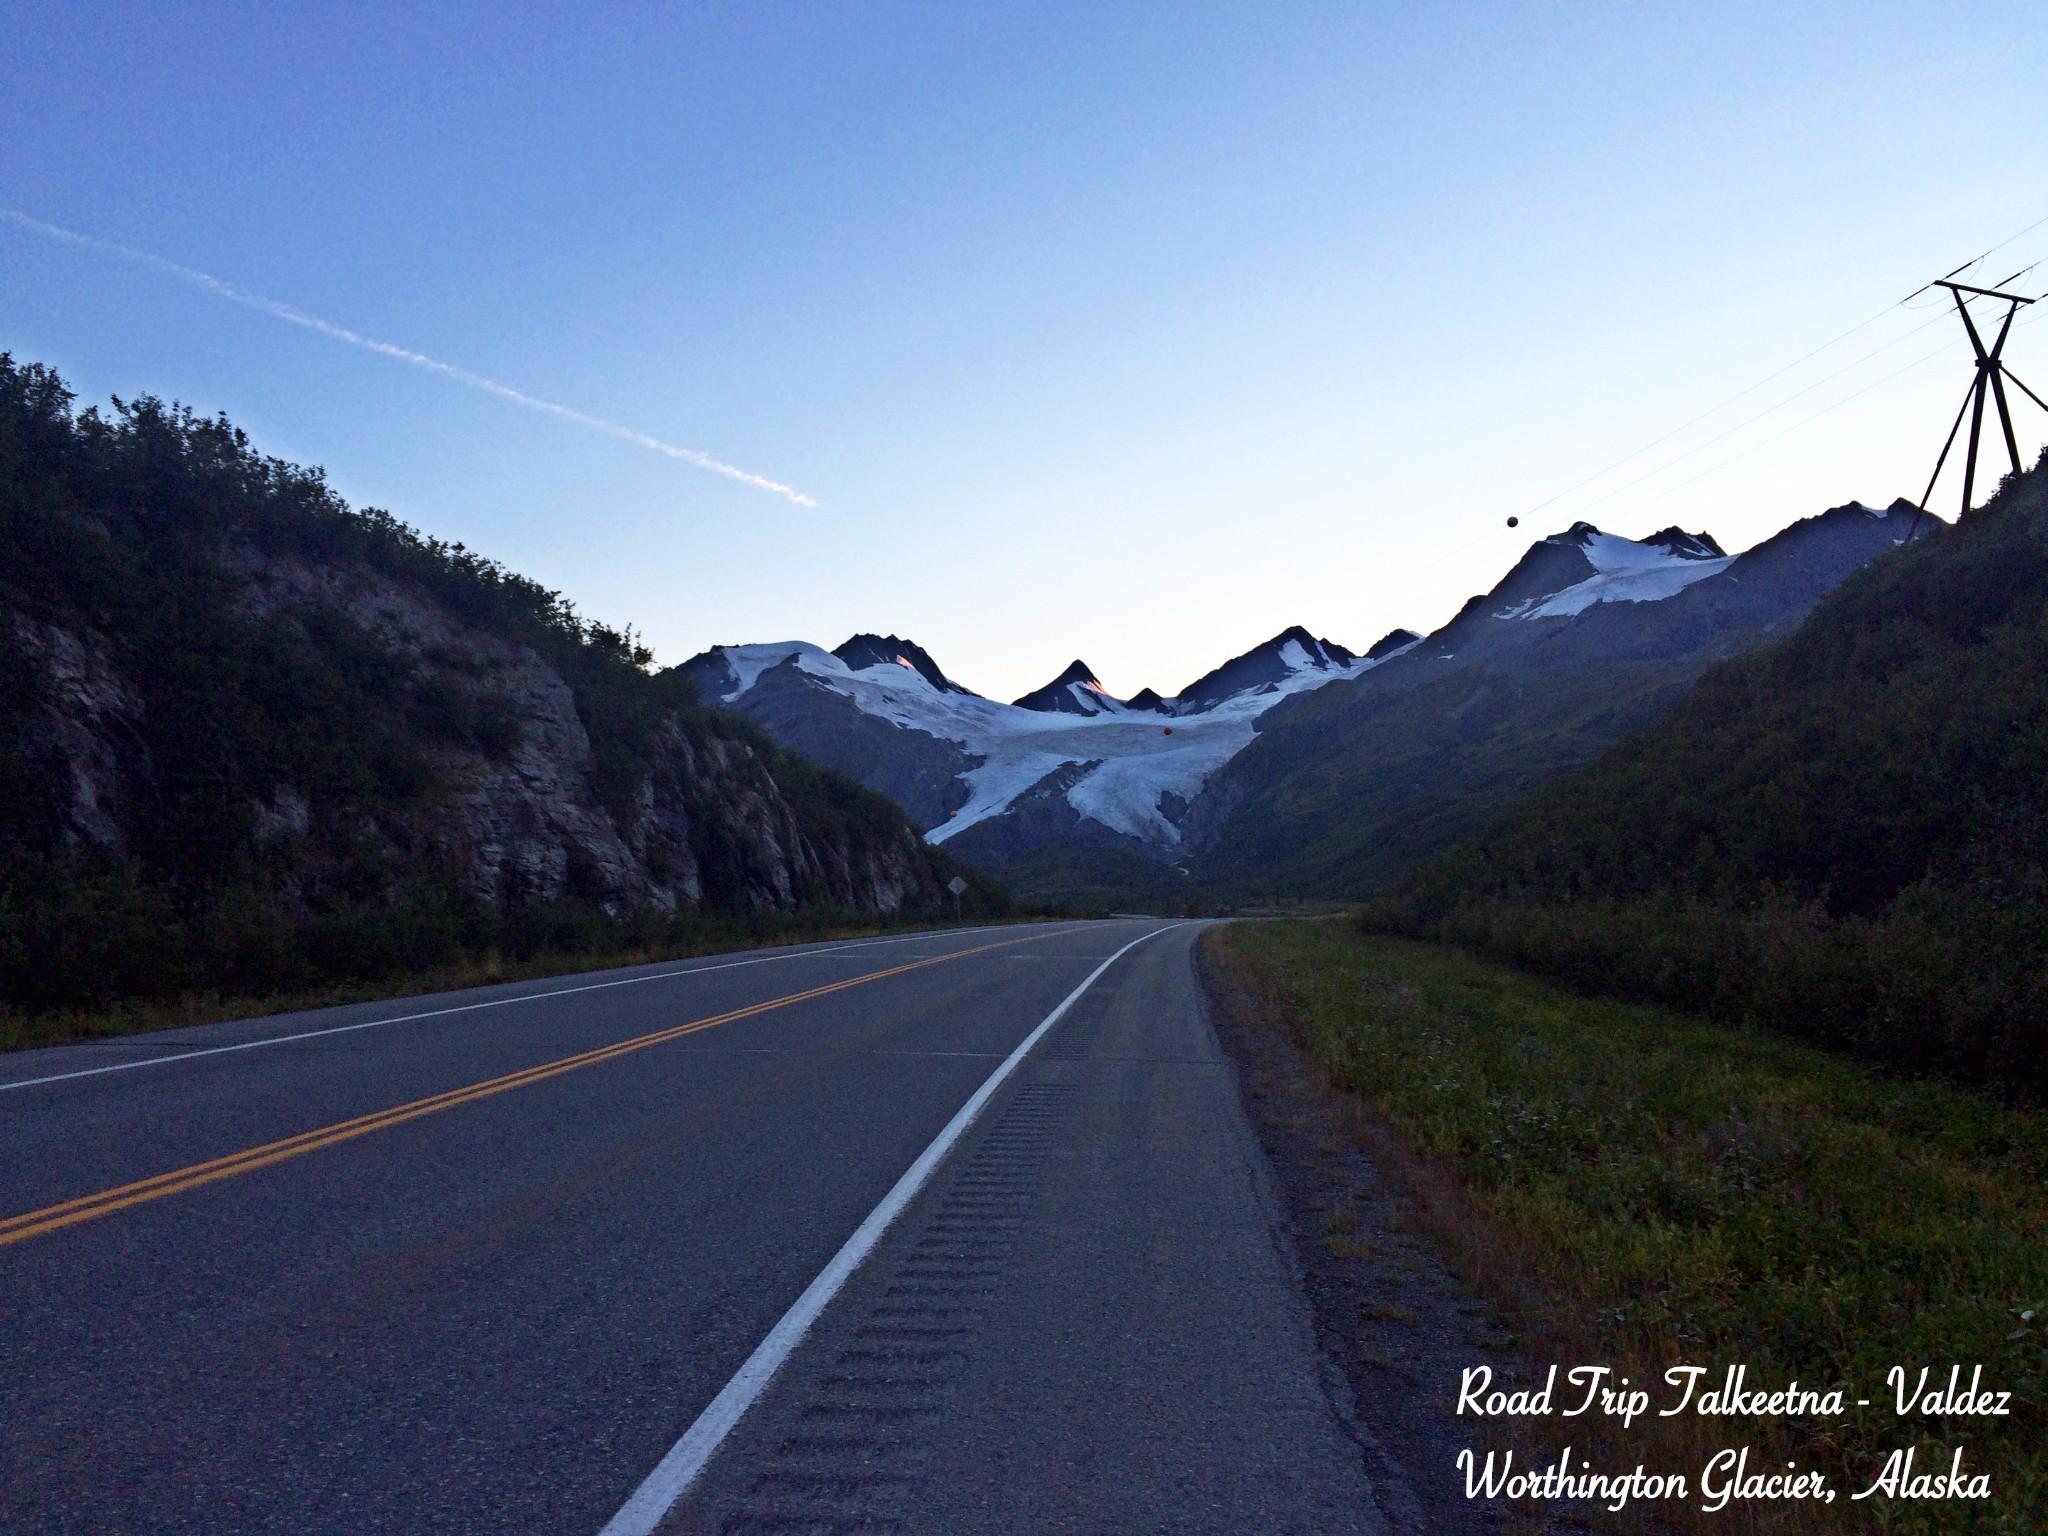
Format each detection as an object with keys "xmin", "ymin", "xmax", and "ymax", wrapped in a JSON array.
[
  {"xmin": 1212, "ymin": 919, "xmax": 2046, "ymax": 1534},
  {"xmin": 0, "ymin": 905, "xmax": 1051, "ymax": 1057},
  {"xmin": 1368, "ymin": 450, "xmax": 2048, "ymax": 1098},
  {"xmin": 1, "ymin": 355, "xmax": 1007, "ymax": 1029}
]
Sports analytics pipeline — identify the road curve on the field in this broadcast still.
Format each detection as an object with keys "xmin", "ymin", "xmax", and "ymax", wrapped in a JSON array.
[{"xmin": 0, "ymin": 921, "xmax": 1387, "ymax": 1533}]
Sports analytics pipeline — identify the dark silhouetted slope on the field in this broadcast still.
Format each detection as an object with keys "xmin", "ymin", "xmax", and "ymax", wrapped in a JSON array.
[
  {"xmin": 1183, "ymin": 502, "xmax": 1929, "ymax": 895},
  {"xmin": 0, "ymin": 356, "xmax": 982, "ymax": 1014},
  {"xmin": 1379, "ymin": 451, "xmax": 2048, "ymax": 1091}
]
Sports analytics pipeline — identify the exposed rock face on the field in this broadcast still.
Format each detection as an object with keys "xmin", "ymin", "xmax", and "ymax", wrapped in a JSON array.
[
  {"xmin": 729, "ymin": 656, "xmax": 981, "ymax": 832},
  {"xmin": 4, "ymin": 553, "xmax": 953, "ymax": 925},
  {"xmin": 831, "ymin": 633, "xmax": 977, "ymax": 695},
  {"xmin": 6, "ymin": 612, "xmax": 146, "ymax": 860},
  {"xmin": 1011, "ymin": 659, "xmax": 1115, "ymax": 715},
  {"xmin": 1364, "ymin": 628, "xmax": 1422, "ymax": 661},
  {"xmin": 1169, "ymin": 625, "xmax": 1358, "ymax": 715},
  {"xmin": 0, "ymin": 356, "xmax": 974, "ymax": 1015}
]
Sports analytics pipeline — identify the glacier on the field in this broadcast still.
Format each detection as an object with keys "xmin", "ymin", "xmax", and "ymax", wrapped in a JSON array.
[{"xmin": 690, "ymin": 635, "xmax": 1395, "ymax": 850}]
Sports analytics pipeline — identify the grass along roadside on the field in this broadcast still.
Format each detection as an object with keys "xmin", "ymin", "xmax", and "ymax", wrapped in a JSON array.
[
  {"xmin": 0, "ymin": 911, "xmax": 1049, "ymax": 1057},
  {"xmin": 1209, "ymin": 920, "xmax": 2046, "ymax": 1534}
]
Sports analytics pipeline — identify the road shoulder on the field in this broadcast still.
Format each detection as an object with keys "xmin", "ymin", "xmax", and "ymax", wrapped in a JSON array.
[
  {"xmin": 1196, "ymin": 926, "xmax": 1567, "ymax": 1536},
  {"xmin": 660, "ymin": 921, "xmax": 1392, "ymax": 1534}
]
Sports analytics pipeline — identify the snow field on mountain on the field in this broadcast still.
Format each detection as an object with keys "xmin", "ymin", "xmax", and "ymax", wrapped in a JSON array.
[
  {"xmin": 696, "ymin": 516, "xmax": 1879, "ymax": 856},
  {"xmin": 701, "ymin": 639, "xmax": 1384, "ymax": 850},
  {"xmin": 1507, "ymin": 532, "xmax": 1735, "ymax": 620}
]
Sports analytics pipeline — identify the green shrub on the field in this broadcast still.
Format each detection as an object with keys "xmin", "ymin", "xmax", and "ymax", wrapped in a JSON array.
[
  {"xmin": 0, "ymin": 354, "xmax": 996, "ymax": 1024},
  {"xmin": 1372, "ymin": 450, "xmax": 2048, "ymax": 1095},
  {"xmin": 1223, "ymin": 920, "xmax": 2048, "ymax": 1534}
]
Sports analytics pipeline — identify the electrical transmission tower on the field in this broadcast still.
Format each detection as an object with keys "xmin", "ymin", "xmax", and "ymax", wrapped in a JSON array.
[{"xmin": 1909, "ymin": 278, "xmax": 2045, "ymax": 537}]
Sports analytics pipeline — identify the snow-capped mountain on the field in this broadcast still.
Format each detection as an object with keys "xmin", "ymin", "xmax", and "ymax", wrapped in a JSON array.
[
  {"xmin": 832, "ymin": 633, "xmax": 977, "ymax": 694},
  {"xmin": 674, "ymin": 500, "xmax": 1932, "ymax": 897},
  {"xmin": 1001, "ymin": 627, "xmax": 1383, "ymax": 718},
  {"xmin": 675, "ymin": 624, "xmax": 1404, "ymax": 862},
  {"xmin": 1486, "ymin": 523, "xmax": 1730, "ymax": 620},
  {"xmin": 1180, "ymin": 499, "xmax": 1938, "ymax": 895},
  {"xmin": 1010, "ymin": 659, "xmax": 1123, "ymax": 716}
]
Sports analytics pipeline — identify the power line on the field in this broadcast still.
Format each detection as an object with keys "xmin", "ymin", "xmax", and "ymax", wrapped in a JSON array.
[
  {"xmin": 1598, "ymin": 333, "xmax": 1968, "ymax": 525},
  {"xmin": 1904, "ymin": 210, "xmax": 2048, "ymax": 301},
  {"xmin": 1376, "ymin": 214, "xmax": 2048, "ymax": 618},
  {"xmin": 1909, "ymin": 278, "xmax": 2045, "ymax": 533},
  {"xmin": 1508, "ymin": 207, "xmax": 2048, "ymax": 524},
  {"xmin": 1562, "ymin": 306, "xmax": 1957, "ymax": 520},
  {"xmin": 1604, "ymin": 301, "xmax": 2044, "ymax": 530},
  {"xmin": 1510, "ymin": 301, "xmax": 1912, "ymax": 523}
]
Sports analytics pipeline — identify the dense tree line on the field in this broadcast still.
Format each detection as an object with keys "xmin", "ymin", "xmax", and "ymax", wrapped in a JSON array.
[
  {"xmin": 1371, "ymin": 449, "xmax": 2048, "ymax": 1094},
  {"xmin": 0, "ymin": 355, "xmax": 997, "ymax": 1015}
]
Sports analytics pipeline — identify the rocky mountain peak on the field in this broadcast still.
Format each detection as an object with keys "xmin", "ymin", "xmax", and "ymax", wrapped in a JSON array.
[
  {"xmin": 832, "ymin": 633, "xmax": 977, "ymax": 695},
  {"xmin": 1445, "ymin": 531, "xmax": 1601, "ymax": 626},
  {"xmin": 1012, "ymin": 659, "xmax": 1114, "ymax": 715},
  {"xmin": 1172, "ymin": 625, "xmax": 1360, "ymax": 715},
  {"xmin": 1365, "ymin": 628, "xmax": 1422, "ymax": 659},
  {"xmin": 1642, "ymin": 527, "xmax": 1727, "ymax": 559}
]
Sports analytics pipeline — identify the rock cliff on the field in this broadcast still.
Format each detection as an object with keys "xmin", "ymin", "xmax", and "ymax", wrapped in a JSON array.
[{"xmin": 0, "ymin": 356, "xmax": 971, "ymax": 1010}]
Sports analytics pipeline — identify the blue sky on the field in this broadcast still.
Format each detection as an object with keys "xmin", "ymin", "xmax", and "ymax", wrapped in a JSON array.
[{"xmin": 4, "ymin": 2, "xmax": 2045, "ymax": 699}]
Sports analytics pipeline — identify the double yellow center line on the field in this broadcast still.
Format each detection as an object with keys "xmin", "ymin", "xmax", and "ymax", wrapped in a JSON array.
[{"xmin": 0, "ymin": 930, "xmax": 1063, "ymax": 1249}]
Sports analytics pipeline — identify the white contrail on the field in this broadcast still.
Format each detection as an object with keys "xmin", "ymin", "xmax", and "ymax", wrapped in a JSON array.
[{"xmin": 1, "ymin": 207, "xmax": 816, "ymax": 506}]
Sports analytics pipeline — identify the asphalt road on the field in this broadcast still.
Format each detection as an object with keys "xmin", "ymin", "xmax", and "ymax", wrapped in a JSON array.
[{"xmin": 0, "ymin": 920, "xmax": 1388, "ymax": 1534}]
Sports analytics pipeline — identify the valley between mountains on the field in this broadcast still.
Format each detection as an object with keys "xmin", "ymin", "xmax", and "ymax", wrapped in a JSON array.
[
  {"xmin": 0, "ymin": 349, "xmax": 1952, "ymax": 1020},
  {"xmin": 7, "ymin": 354, "xmax": 2046, "ymax": 1536},
  {"xmin": 682, "ymin": 501, "xmax": 1930, "ymax": 902}
]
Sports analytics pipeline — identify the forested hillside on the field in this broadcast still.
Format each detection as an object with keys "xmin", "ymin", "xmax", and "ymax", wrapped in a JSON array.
[
  {"xmin": 1375, "ymin": 450, "xmax": 2048, "ymax": 1093},
  {"xmin": 1183, "ymin": 501, "xmax": 1923, "ymax": 896},
  {"xmin": 0, "ymin": 356, "xmax": 987, "ymax": 1015}
]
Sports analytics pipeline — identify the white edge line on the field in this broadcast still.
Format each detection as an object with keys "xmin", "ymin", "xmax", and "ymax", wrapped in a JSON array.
[
  {"xmin": 0, "ymin": 925, "xmax": 1025, "ymax": 1094},
  {"xmin": 595, "ymin": 920, "xmax": 1184, "ymax": 1536}
]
